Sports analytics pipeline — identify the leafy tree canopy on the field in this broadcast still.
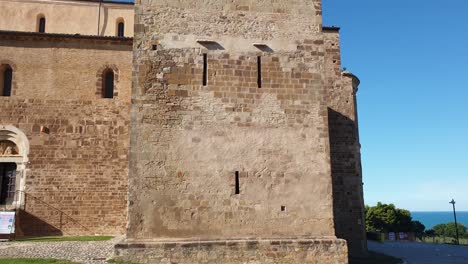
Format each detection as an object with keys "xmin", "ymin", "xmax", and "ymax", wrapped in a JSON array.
[
  {"xmin": 433, "ymin": 222, "xmax": 467, "ymax": 239},
  {"xmin": 365, "ymin": 202, "xmax": 424, "ymax": 233},
  {"xmin": 412, "ymin": 220, "xmax": 426, "ymax": 239}
]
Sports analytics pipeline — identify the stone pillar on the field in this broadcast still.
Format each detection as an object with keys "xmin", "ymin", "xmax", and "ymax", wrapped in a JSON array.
[{"xmin": 323, "ymin": 28, "xmax": 368, "ymax": 257}]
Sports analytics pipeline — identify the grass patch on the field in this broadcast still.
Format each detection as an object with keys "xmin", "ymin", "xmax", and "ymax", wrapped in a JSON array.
[
  {"xmin": 350, "ymin": 251, "xmax": 403, "ymax": 264},
  {"xmin": 15, "ymin": 236, "xmax": 113, "ymax": 242},
  {"xmin": 0, "ymin": 258, "xmax": 81, "ymax": 264},
  {"xmin": 420, "ymin": 236, "xmax": 468, "ymax": 245}
]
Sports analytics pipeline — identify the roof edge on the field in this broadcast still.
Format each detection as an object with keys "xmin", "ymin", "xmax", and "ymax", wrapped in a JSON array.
[
  {"xmin": 342, "ymin": 71, "xmax": 361, "ymax": 90},
  {"xmin": 64, "ymin": 0, "xmax": 134, "ymax": 5},
  {"xmin": 0, "ymin": 30, "xmax": 133, "ymax": 43}
]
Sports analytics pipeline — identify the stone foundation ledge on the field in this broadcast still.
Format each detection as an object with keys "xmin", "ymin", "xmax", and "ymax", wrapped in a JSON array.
[{"xmin": 114, "ymin": 237, "xmax": 348, "ymax": 264}]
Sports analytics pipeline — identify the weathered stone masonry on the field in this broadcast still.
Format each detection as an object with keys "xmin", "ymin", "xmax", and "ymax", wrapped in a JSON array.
[
  {"xmin": 0, "ymin": 32, "xmax": 132, "ymax": 236},
  {"xmin": 323, "ymin": 29, "xmax": 367, "ymax": 257},
  {"xmin": 116, "ymin": 0, "xmax": 365, "ymax": 262},
  {"xmin": 0, "ymin": 0, "xmax": 367, "ymax": 260}
]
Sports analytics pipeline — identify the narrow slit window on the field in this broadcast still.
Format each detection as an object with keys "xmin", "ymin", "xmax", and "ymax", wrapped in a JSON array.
[
  {"xmin": 1, "ymin": 66, "xmax": 13, "ymax": 97},
  {"xmin": 257, "ymin": 56, "xmax": 262, "ymax": 88},
  {"xmin": 235, "ymin": 171, "xmax": 240, "ymax": 194},
  {"xmin": 202, "ymin": 54, "xmax": 208, "ymax": 86},
  {"xmin": 38, "ymin": 17, "xmax": 46, "ymax": 33},
  {"xmin": 117, "ymin": 22, "xmax": 124, "ymax": 37},
  {"xmin": 103, "ymin": 70, "xmax": 114, "ymax": 99}
]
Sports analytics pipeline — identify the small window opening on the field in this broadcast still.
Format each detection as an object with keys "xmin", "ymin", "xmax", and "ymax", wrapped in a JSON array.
[
  {"xmin": 202, "ymin": 54, "xmax": 208, "ymax": 86},
  {"xmin": 1, "ymin": 65, "xmax": 13, "ymax": 97},
  {"xmin": 235, "ymin": 171, "xmax": 240, "ymax": 194},
  {"xmin": 117, "ymin": 22, "xmax": 125, "ymax": 37},
  {"xmin": 257, "ymin": 56, "xmax": 262, "ymax": 88},
  {"xmin": 38, "ymin": 16, "xmax": 46, "ymax": 33},
  {"xmin": 103, "ymin": 69, "xmax": 114, "ymax": 99},
  {"xmin": 281, "ymin": 206, "xmax": 286, "ymax": 212}
]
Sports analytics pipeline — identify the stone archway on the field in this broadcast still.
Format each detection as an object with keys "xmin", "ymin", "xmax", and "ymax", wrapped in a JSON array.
[{"xmin": 0, "ymin": 125, "xmax": 29, "ymax": 209}]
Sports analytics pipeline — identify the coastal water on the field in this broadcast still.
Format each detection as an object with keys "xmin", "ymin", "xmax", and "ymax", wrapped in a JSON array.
[{"xmin": 411, "ymin": 211, "xmax": 468, "ymax": 229}]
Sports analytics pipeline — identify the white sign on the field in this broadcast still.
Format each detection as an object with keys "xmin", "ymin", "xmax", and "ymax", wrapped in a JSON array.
[
  {"xmin": 0, "ymin": 212, "xmax": 15, "ymax": 234},
  {"xmin": 388, "ymin": 232, "xmax": 396, "ymax": 241}
]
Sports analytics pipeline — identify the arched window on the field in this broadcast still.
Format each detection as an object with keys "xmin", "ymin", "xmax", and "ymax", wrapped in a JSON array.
[
  {"xmin": 102, "ymin": 69, "xmax": 114, "ymax": 98},
  {"xmin": 116, "ymin": 18, "xmax": 125, "ymax": 37},
  {"xmin": 117, "ymin": 22, "xmax": 124, "ymax": 37},
  {"xmin": 1, "ymin": 65, "xmax": 13, "ymax": 97},
  {"xmin": 38, "ymin": 16, "xmax": 46, "ymax": 33}
]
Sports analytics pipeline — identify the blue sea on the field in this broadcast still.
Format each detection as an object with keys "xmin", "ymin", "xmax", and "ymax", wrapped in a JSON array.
[{"xmin": 411, "ymin": 211, "xmax": 468, "ymax": 229}]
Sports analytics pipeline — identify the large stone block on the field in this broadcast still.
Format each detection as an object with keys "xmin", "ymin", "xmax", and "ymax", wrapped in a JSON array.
[{"xmin": 115, "ymin": 238, "xmax": 348, "ymax": 264}]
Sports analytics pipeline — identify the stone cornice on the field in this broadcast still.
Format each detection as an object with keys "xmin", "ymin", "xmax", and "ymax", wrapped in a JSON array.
[{"xmin": 0, "ymin": 30, "xmax": 133, "ymax": 45}]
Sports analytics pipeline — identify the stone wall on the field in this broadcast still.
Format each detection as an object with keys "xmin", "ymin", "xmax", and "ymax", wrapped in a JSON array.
[
  {"xmin": 128, "ymin": 47, "xmax": 335, "ymax": 239},
  {"xmin": 0, "ymin": 0, "xmax": 134, "ymax": 37},
  {"xmin": 0, "ymin": 33, "xmax": 132, "ymax": 236},
  {"xmin": 323, "ymin": 29, "xmax": 367, "ymax": 257},
  {"xmin": 119, "ymin": 0, "xmax": 353, "ymax": 262},
  {"xmin": 128, "ymin": 0, "xmax": 336, "ymax": 241},
  {"xmin": 115, "ymin": 238, "xmax": 348, "ymax": 264}
]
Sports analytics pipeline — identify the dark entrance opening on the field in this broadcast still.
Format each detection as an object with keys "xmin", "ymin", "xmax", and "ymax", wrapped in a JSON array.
[
  {"xmin": 0, "ymin": 163, "xmax": 16, "ymax": 205},
  {"xmin": 103, "ymin": 70, "xmax": 114, "ymax": 99}
]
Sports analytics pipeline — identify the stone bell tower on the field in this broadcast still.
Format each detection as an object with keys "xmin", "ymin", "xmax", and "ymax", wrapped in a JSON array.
[{"xmin": 116, "ymin": 0, "xmax": 365, "ymax": 262}]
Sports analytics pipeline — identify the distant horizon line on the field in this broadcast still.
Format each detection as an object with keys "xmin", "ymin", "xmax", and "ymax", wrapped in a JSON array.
[{"xmin": 411, "ymin": 211, "xmax": 468, "ymax": 212}]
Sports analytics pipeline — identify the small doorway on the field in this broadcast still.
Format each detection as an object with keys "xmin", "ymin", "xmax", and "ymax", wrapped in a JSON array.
[{"xmin": 0, "ymin": 163, "xmax": 16, "ymax": 205}]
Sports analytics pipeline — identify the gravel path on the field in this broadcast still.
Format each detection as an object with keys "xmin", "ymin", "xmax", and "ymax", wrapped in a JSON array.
[
  {"xmin": 369, "ymin": 240, "xmax": 468, "ymax": 264},
  {"xmin": 0, "ymin": 237, "xmax": 122, "ymax": 264}
]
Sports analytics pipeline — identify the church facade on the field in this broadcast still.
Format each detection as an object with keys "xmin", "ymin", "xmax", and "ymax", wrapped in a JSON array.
[
  {"xmin": 0, "ymin": 0, "xmax": 366, "ymax": 261},
  {"xmin": 0, "ymin": 0, "xmax": 133, "ymax": 236}
]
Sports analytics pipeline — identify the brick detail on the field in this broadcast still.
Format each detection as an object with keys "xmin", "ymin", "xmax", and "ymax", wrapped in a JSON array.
[
  {"xmin": 115, "ymin": 238, "xmax": 348, "ymax": 264},
  {"xmin": 0, "ymin": 98, "xmax": 130, "ymax": 236}
]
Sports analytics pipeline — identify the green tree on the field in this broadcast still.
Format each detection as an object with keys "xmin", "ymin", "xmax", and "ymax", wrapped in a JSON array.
[
  {"xmin": 425, "ymin": 229, "xmax": 435, "ymax": 237},
  {"xmin": 365, "ymin": 202, "xmax": 424, "ymax": 234},
  {"xmin": 433, "ymin": 222, "xmax": 467, "ymax": 239},
  {"xmin": 412, "ymin": 220, "xmax": 426, "ymax": 240},
  {"xmin": 433, "ymin": 224, "xmax": 446, "ymax": 237},
  {"xmin": 394, "ymin": 208, "xmax": 413, "ymax": 232},
  {"xmin": 366, "ymin": 202, "xmax": 399, "ymax": 232}
]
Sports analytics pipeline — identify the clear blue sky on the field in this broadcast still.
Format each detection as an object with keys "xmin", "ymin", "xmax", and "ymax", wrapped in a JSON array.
[
  {"xmin": 323, "ymin": 0, "xmax": 468, "ymax": 211},
  {"xmin": 115, "ymin": 0, "xmax": 467, "ymax": 211}
]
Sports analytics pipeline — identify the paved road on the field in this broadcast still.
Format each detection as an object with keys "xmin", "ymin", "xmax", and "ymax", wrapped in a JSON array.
[
  {"xmin": 0, "ymin": 237, "xmax": 122, "ymax": 264},
  {"xmin": 368, "ymin": 240, "xmax": 468, "ymax": 264}
]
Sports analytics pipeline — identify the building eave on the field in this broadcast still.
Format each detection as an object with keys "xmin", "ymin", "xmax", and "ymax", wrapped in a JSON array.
[
  {"xmin": 0, "ymin": 30, "xmax": 133, "ymax": 45},
  {"xmin": 62, "ymin": 0, "xmax": 134, "ymax": 5}
]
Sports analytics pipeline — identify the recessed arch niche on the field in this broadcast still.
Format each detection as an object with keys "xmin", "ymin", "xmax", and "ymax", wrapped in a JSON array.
[{"xmin": 0, "ymin": 125, "xmax": 29, "ymax": 209}]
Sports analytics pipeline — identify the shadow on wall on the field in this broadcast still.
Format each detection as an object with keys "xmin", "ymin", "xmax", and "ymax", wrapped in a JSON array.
[
  {"xmin": 328, "ymin": 108, "xmax": 366, "ymax": 258},
  {"xmin": 15, "ymin": 209, "xmax": 63, "ymax": 237},
  {"xmin": 100, "ymin": 6, "xmax": 109, "ymax": 36},
  {"xmin": 14, "ymin": 192, "xmax": 91, "ymax": 237}
]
